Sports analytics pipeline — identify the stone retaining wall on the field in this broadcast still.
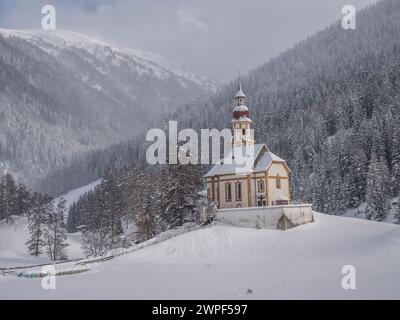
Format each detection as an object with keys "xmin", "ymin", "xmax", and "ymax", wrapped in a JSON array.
[{"xmin": 216, "ymin": 204, "xmax": 314, "ymax": 230}]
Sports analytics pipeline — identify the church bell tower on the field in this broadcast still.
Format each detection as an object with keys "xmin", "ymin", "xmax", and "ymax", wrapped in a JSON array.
[{"xmin": 232, "ymin": 76, "xmax": 255, "ymax": 147}]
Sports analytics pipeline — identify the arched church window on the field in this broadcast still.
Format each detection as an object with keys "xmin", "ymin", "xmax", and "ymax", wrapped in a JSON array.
[
  {"xmin": 225, "ymin": 183, "xmax": 232, "ymax": 202},
  {"xmin": 235, "ymin": 182, "xmax": 242, "ymax": 201},
  {"xmin": 276, "ymin": 174, "xmax": 281, "ymax": 189},
  {"xmin": 242, "ymin": 128, "xmax": 246, "ymax": 135},
  {"xmin": 258, "ymin": 180, "xmax": 265, "ymax": 192}
]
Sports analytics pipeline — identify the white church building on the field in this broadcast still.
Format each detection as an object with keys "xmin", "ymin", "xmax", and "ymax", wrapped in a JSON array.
[{"xmin": 205, "ymin": 78, "xmax": 291, "ymax": 210}]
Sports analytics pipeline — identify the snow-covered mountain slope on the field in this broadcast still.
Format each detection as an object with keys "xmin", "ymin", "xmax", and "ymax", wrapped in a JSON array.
[
  {"xmin": 0, "ymin": 29, "xmax": 219, "ymax": 93},
  {"xmin": 56, "ymin": 179, "xmax": 101, "ymax": 218},
  {"xmin": 1, "ymin": 212, "xmax": 399, "ymax": 299},
  {"xmin": 0, "ymin": 28, "xmax": 218, "ymax": 185}
]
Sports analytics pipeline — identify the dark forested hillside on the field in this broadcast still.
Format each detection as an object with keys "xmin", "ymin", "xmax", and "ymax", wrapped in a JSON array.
[
  {"xmin": 40, "ymin": 0, "xmax": 400, "ymax": 221},
  {"xmin": 173, "ymin": 0, "xmax": 400, "ymax": 219}
]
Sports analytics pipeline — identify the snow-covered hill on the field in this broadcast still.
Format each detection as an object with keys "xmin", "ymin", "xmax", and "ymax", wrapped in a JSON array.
[
  {"xmin": 0, "ymin": 28, "xmax": 218, "ymax": 185},
  {"xmin": 1, "ymin": 212, "xmax": 399, "ymax": 299}
]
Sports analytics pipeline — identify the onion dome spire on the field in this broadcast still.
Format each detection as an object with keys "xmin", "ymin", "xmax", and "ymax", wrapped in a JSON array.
[
  {"xmin": 234, "ymin": 73, "xmax": 246, "ymax": 101},
  {"xmin": 233, "ymin": 73, "xmax": 250, "ymax": 120}
]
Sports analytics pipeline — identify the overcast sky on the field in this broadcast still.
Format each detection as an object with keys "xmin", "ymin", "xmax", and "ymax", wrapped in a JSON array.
[{"xmin": 0, "ymin": 0, "xmax": 378, "ymax": 82}]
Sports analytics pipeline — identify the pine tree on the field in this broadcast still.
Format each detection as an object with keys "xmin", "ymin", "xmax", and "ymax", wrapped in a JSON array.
[
  {"xmin": 80, "ymin": 185, "xmax": 116, "ymax": 257},
  {"xmin": 393, "ymin": 201, "xmax": 400, "ymax": 225},
  {"xmin": 100, "ymin": 168, "xmax": 123, "ymax": 248},
  {"xmin": 80, "ymin": 169, "xmax": 125, "ymax": 256},
  {"xmin": 344, "ymin": 147, "xmax": 367, "ymax": 208},
  {"xmin": 309, "ymin": 162, "xmax": 327, "ymax": 212},
  {"xmin": 135, "ymin": 196, "xmax": 157, "ymax": 242},
  {"xmin": 391, "ymin": 122, "xmax": 400, "ymax": 196},
  {"xmin": 119, "ymin": 166, "xmax": 137, "ymax": 227},
  {"xmin": 16, "ymin": 183, "xmax": 31, "ymax": 216},
  {"xmin": 67, "ymin": 202, "xmax": 78, "ymax": 233},
  {"xmin": 0, "ymin": 178, "xmax": 5, "ymax": 221},
  {"xmin": 26, "ymin": 193, "xmax": 52, "ymax": 257},
  {"xmin": 365, "ymin": 152, "xmax": 389, "ymax": 221},
  {"xmin": 162, "ymin": 155, "xmax": 199, "ymax": 228},
  {"xmin": 67, "ymin": 191, "xmax": 93, "ymax": 233},
  {"xmin": 1, "ymin": 173, "xmax": 18, "ymax": 223},
  {"xmin": 0, "ymin": 173, "xmax": 33, "ymax": 222},
  {"xmin": 44, "ymin": 198, "xmax": 68, "ymax": 261}
]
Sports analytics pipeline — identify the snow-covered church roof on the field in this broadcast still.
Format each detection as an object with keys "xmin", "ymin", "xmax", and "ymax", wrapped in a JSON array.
[
  {"xmin": 232, "ymin": 116, "xmax": 253, "ymax": 123},
  {"xmin": 205, "ymin": 144, "xmax": 288, "ymax": 177}
]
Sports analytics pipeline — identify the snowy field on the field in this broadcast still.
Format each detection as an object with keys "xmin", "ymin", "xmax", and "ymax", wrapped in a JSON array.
[
  {"xmin": 1, "ymin": 212, "xmax": 399, "ymax": 299},
  {"xmin": 0, "ymin": 180, "xmax": 101, "ymax": 268},
  {"xmin": 0, "ymin": 216, "xmax": 83, "ymax": 267},
  {"xmin": 0, "ymin": 217, "xmax": 51, "ymax": 268}
]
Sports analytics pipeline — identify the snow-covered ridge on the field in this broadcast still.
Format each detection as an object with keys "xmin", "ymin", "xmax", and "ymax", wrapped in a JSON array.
[{"xmin": 0, "ymin": 28, "xmax": 219, "ymax": 92}]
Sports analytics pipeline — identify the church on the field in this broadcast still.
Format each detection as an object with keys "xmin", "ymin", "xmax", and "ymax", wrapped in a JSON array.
[{"xmin": 205, "ymin": 78, "xmax": 291, "ymax": 209}]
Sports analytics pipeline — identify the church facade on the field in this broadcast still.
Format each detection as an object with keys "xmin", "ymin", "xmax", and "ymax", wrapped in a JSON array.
[{"xmin": 205, "ymin": 78, "xmax": 291, "ymax": 209}]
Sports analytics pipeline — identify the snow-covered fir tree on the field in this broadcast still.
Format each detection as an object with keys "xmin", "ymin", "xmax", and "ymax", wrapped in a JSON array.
[
  {"xmin": 26, "ymin": 193, "xmax": 53, "ymax": 257},
  {"xmin": 365, "ymin": 152, "xmax": 390, "ymax": 221},
  {"xmin": 81, "ymin": 189, "xmax": 109, "ymax": 257},
  {"xmin": 135, "ymin": 196, "xmax": 158, "ymax": 242},
  {"xmin": 67, "ymin": 202, "xmax": 79, "ymax": 233},
  {"xmin": 162, "ymin": 161, "xmax": 199, "ymax": 228},
  {"xmin": 0, "ymin": 173, "xmax": 33, "ymax": 223},
  {"xmin": 100, "ymin": 168, "xmax": 124, "ymax": 248},
  {"xmin": 44, "ymin": 198, "xmax": 68, "ymax": 261},
  {"xmin": 393, "ymin": 200, "xmax": 400, "ymax": 225},
  {"xmin": 79, "ymin": 169, "xmax": 126, "ymax": 256},
  {"xmin": 0, "ymin": 174, "xmax": 19, "ymax": 222},
  {"xmin": 390, "ymin": 124, "xmax": 400, "ymax": 196}
]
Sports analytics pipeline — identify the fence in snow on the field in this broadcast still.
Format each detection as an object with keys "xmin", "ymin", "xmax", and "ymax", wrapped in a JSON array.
[{"xmin": 17, "ymin": 266, "xmax": 89, "ymax": 279}]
